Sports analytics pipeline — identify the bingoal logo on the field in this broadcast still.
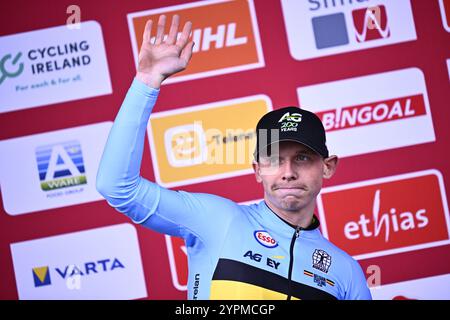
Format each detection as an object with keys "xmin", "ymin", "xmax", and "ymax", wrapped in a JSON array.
[{"xmin": 317, "ymin": 170, "xmax": 450, "ymax": 260}]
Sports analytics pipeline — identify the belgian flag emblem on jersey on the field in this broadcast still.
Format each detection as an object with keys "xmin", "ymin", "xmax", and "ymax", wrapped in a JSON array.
[{"xmin": 32, "ymin": 266, "xmax": 51, "ymax": 287}]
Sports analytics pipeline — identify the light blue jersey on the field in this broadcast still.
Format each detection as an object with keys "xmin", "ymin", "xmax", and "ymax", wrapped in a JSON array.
[{"xmin": 96, "ymin": 78, "xmax": 372, "ymax": 300}]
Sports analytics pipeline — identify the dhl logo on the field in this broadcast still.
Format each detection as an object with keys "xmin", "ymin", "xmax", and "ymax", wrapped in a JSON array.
[{"xmin": 128, "ymin": 0, "xmax": 264, "ymax": 84}]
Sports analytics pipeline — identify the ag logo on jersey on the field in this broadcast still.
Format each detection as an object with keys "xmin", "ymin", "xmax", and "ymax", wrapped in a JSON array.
[
  {"xmin": 254, "ymin": 230, "xmax": 278, "ymax": 248},
  {"xmin": 312, "ymin": 249, "xmax": 332, "ymax": 273}
]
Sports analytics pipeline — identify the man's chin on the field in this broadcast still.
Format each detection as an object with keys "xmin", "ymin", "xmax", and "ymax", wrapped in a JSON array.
[{"xmin": 280, "ymin": 198, "xmax": 303, "ymax": 211}]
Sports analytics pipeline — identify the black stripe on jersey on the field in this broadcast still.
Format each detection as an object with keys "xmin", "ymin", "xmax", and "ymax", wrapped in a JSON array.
[{"xmin": 212, "ymin": 258, "xmax": 337, "ymax": 300}]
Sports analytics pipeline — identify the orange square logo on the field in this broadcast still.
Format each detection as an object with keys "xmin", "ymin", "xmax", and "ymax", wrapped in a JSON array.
[
  {"xmin": 317, "ymin": 170, "xmax": 450, "ymax": 259},
  {"xmin": 127, "ymin": 0, "xmax": 264, "ymax": 84},
  {"xmin": 148, "ymin": 95, "xmax": 271, "ymax": 187}
]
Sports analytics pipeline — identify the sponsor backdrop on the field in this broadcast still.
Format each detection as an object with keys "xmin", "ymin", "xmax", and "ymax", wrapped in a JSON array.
[{"xmin": 0, "ymin": 0, "xmax": 449, "ymax": 299}]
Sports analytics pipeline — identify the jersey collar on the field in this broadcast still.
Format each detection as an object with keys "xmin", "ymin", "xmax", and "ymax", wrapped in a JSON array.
[{"xmin": 260, "ymin": 200, "xmax": 322, "ymax": 239}]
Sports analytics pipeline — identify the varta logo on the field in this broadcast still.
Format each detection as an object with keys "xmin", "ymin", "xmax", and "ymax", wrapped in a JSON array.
[
  {"xmin": 55, "ymin": 258, "xmax": 125, "ymax": 279},
  {"xmin": 32, "ymin": 266, "xmax": 51, "ymax": 287},
  {"xmin": 278, "ymin": 112, "xmax": 302, "ymax": 123},
  {"xmin": 32, "ymin": 258, "xmax": 125, "ymax": 287}
]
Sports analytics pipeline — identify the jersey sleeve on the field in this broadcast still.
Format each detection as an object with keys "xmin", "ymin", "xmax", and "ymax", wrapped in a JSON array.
[
  {"xmin": 344, "ymin": 259, "xmax": 373, "ymax": 300},
  {"xmin": 96, "ymin": 78, "xmax": 238, "ymax": 244}
]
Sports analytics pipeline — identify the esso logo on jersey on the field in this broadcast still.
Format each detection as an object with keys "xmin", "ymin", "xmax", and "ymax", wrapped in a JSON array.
[{"xmin": 254, "ymin": 230, "xmax": 278, "ymax": 248}]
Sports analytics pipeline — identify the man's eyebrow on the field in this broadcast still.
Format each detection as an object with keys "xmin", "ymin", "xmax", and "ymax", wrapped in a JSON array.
[{"xmin": 296, "ymin": 149, "xmax": 315, "ymax": 155}]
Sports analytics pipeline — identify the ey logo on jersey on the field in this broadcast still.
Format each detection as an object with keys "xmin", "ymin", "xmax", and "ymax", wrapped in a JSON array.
[
  {"xmin": 254, "ymin": 230, "xmax": 278, "ymax": 248},
  {"xmin": 35, "ymin": 140, "xmax": 86, "ymax": 191},
  {"xmin": 281, "ymin": 0, "xmax": 416, "ymax": 60},
  {"xmin": 317, "ymin": 169, "xmax": 450, "ymax": 260},
  {"xmin": 32, "ymin": 266, "xmax": 51, "ymax": 287},
  {"xmin": 127, "ymin": 0, "xmax": 264, "ymax": 84}
]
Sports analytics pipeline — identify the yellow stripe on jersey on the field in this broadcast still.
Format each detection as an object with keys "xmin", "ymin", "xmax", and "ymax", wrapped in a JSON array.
[{"xmin": 210, "ymin": 280, "xmax": 300, "ymax": 300}]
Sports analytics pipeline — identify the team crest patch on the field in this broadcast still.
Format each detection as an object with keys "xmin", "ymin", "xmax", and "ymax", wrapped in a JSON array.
[{"xmin": 312, "ymin": 249, "xmax": 332, "ymax": 273}]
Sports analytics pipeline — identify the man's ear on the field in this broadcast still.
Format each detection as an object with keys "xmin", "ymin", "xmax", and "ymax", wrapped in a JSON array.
[
  {"xmin": 253, "ymin": 161, "xmax": 263, "ymax": 183},
  {"xmin": 323, "ymin": 155, "xmax": 338, "ymax": 179}
]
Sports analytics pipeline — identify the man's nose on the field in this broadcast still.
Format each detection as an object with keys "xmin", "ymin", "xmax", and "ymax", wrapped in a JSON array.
[{"xmin": 281, "ymin": 160, "xmax": 298, "ymax": 181}]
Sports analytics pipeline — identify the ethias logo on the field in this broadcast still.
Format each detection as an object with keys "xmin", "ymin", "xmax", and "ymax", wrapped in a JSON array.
[
  {"xmin": 318, "ymin": 170, "xmax": 450, "ymax": 259},
  {"xmin": 35, "ymin": 140, "xmax": 87, "ymax": 191}
]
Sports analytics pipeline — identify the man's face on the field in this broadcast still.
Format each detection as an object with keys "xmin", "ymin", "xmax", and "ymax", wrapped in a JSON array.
[{"xmin": 253, "ymin": 141, "xmax": 336, "ymax": 214}]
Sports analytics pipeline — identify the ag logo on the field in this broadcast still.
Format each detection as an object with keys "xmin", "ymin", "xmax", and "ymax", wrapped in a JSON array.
[
  {"xmin": 254, "ymin": 230, "xmax": 278, "ymax": 248},
  {"xmin": 278, "ymin": 112, "xmax": 302, "ymax": 123},
  {"xmin": 312, "ymin": 249, "xmax": 332, "ymax": 273}
]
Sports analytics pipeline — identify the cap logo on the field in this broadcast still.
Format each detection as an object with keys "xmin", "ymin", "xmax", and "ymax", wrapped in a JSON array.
[
  {"xmin": 278, "ymin": 112, "xmax": 302, "ymax": 132},
  {"xmin": 278, "ymin": 112, "xmax": 302, "ymax": 123}
]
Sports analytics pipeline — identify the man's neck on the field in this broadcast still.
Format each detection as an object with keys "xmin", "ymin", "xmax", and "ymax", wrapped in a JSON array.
[{"xmin": 264, "ymin": 197, "xmax": 315, "ymax": 229}]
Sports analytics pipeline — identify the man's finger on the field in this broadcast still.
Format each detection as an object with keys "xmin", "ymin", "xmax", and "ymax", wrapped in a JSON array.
[
  {"xmin": 155, "ymin": 15, "xmax": 166, "ymax": 45},
  {"xmin": 180, "ymin": 41, "xmax": 195, "ymax": 67},
  {"xmin": 176, "ymin": 21, "xmax": 192, "ymax": 49},
  {"xmin": 166, "ymin": 15, "xmax": 180, "ymax": 45},
  {"xmin": 143, "ymin": 19, "xmax": 153, "ymax": 43}
]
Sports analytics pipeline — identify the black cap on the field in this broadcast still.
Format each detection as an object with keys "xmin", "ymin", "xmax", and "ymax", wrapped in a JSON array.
[{"xmin": 254, "ymin": 106, "xmax": 329, "ymax": 161}]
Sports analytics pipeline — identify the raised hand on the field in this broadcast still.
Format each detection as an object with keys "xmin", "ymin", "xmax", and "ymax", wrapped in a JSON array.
[{"xmin": 136, "ymin": 15, "xmax": 194, "ymax": 89}]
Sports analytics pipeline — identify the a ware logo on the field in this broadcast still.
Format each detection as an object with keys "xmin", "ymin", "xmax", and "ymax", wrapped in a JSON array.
[
  {"xmin": 32, "ymin": 266, "xmax": 51, "ymax": 287},
  {"xmin": 297, "ymin": 68, "xmax": 435, "ymax": 158},
  {"xmin": 0, "ymin": 21, "xmax": 112, "ymax": 114},
  {"xmin": 128, "ymin": 0, "xmax": 264, "ymax": 84},
  {"xmin": 148, "ymin": 95, "xmax": 271, "ymax": 187},
  {"xmin": 0, "ymin": 122, "xmax": 111, "ymax": 216},
  {"xmin": 352, "ymin": 5, "xmax": 390, "ymax": 42},
  {"xmin": 317, "ymin": 170, "xmax": 450, "ymax": 260},
  {"xmin": 0, "ymin": 52, "xmax": 24, "ymax": 85},
  {"xmin": 35, "ymin": 140, "xmax": 87, "ymax": 191},
  {"xmin": 281, "ymin": 0, "xmax": 416, "ymax": 60},
  {"xmin": 439, "ymin": 0, "xmax": 450, "ymax": 32}
]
